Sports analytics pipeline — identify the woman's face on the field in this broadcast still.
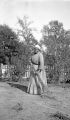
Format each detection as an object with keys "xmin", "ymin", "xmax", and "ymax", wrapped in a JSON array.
[{"xmin": 34, "ymin": 48, "xmax": 39, "ymax": 54}]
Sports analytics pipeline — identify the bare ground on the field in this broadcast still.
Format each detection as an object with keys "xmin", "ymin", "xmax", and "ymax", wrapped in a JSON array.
[{"xmin": 0, "ymin": 81, "xmax": 70, "ymax": 120}]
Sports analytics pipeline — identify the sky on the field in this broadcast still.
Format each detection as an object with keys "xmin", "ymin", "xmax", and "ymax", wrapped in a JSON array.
[{"xmin": 0, "ymin": 0, "xmax": 70, "ymax": 40}]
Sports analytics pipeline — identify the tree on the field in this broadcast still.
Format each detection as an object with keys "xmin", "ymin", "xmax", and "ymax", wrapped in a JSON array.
[
  {"xmin": 0, "ymin": 24, "xmax": 18, "ymax": 64},
  {"xmin": 17, "ymin": 16, "xmax": 38, "ymax": 70},
  {"xmin": 17, "ymin": 16, "xmax": 38, "ymax": 46},
  {"xmin": 41, "ymin": 20, "xmax": 65, "ymax": 55},
  {"xmin": 41, "ymin": 20, "xmax": 70, "ymax": 83}
]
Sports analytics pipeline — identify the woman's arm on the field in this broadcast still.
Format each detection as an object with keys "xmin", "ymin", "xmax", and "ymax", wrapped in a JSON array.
[{"xmin": 38, "ymin": 52, "xmax": 44, "ymax": 71}]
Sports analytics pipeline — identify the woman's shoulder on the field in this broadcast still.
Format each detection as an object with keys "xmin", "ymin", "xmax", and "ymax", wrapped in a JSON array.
[
  {"xmin": 31, "ymin": 52, "xmax": 43, "ymax": 59},
  {"xmin": 32, "ymin": 53, "xmax": 38, "ymax": 57},
  {"xmin": 38, "ymin": 51, "xmax": 43, "ymax": 56}
]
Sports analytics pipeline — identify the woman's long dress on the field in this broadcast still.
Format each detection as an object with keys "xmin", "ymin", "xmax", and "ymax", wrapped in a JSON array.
[{"xmin": 27, "ymin": 51, "xmax": 47, "ymax": 95}]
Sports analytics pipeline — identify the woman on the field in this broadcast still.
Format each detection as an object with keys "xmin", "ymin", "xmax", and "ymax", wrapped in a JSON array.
[{"xmin": 27, "ymin": 45, "xmax": 47, "ymax": 95}]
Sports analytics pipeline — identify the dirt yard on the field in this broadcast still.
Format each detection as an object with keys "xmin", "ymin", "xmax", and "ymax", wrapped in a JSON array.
[{"xmin": 0, "ymin": 81, "xmax": 70, "ymax": 120}]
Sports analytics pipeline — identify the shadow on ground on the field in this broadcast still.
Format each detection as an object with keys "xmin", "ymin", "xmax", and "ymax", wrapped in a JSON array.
[{"xmin": 8, "ymin": 82, "xmax": 28, "ymax": 93}]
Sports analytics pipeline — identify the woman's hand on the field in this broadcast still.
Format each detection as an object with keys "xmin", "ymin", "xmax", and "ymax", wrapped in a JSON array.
[{"xmin": 37, "ymin": 69, "xmax": 42, "ymax": 72}]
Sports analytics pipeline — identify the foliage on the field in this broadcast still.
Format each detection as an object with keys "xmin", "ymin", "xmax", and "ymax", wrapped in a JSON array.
[
  {"xmin": 0, "ymin": 24, "xmax": 18, "ymax": 64},
  {"xmin": 11, "ymin": 43, "xmax": 31, "ymax": 75},
  {"xmin": 0, "ymin": 17, "xmax": 38, "ymax": 78},
  {"xmin": 1, "ymin": 19, "xmax": 70, "ymax": 83},
  {"xmin": 41, "ymin": 20, "xmax": 70, "ymax": 83},
  {"xmin": 15, "ymin": 16, "xmax": 39, "ymax": 74},
  {"xmin": 17, "ymin": 16, "xmax": 38, "ymax": 46},
  {"xmin": 0, "ymin": 24, "xmax": 29, "ymax": 76}
]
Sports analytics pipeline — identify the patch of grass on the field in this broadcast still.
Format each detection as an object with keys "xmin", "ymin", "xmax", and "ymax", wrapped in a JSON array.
[
  {"xmin": 12, "ymin": 103, "xmax": 23, "ymax": 112},
  {"xmin": 50, "ymin": 112, "xmax": 70, "ymax": 120}
]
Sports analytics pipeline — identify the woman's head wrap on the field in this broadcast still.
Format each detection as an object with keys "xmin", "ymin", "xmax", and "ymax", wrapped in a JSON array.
[{"xmin": 35, "ymin": 44, "xmax": 41, "ymax": 50}]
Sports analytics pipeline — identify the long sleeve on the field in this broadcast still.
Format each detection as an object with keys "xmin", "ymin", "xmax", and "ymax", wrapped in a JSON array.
[{"xmin": 38, "ymin": 52, "xmax": 44, "ymax": 70}]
